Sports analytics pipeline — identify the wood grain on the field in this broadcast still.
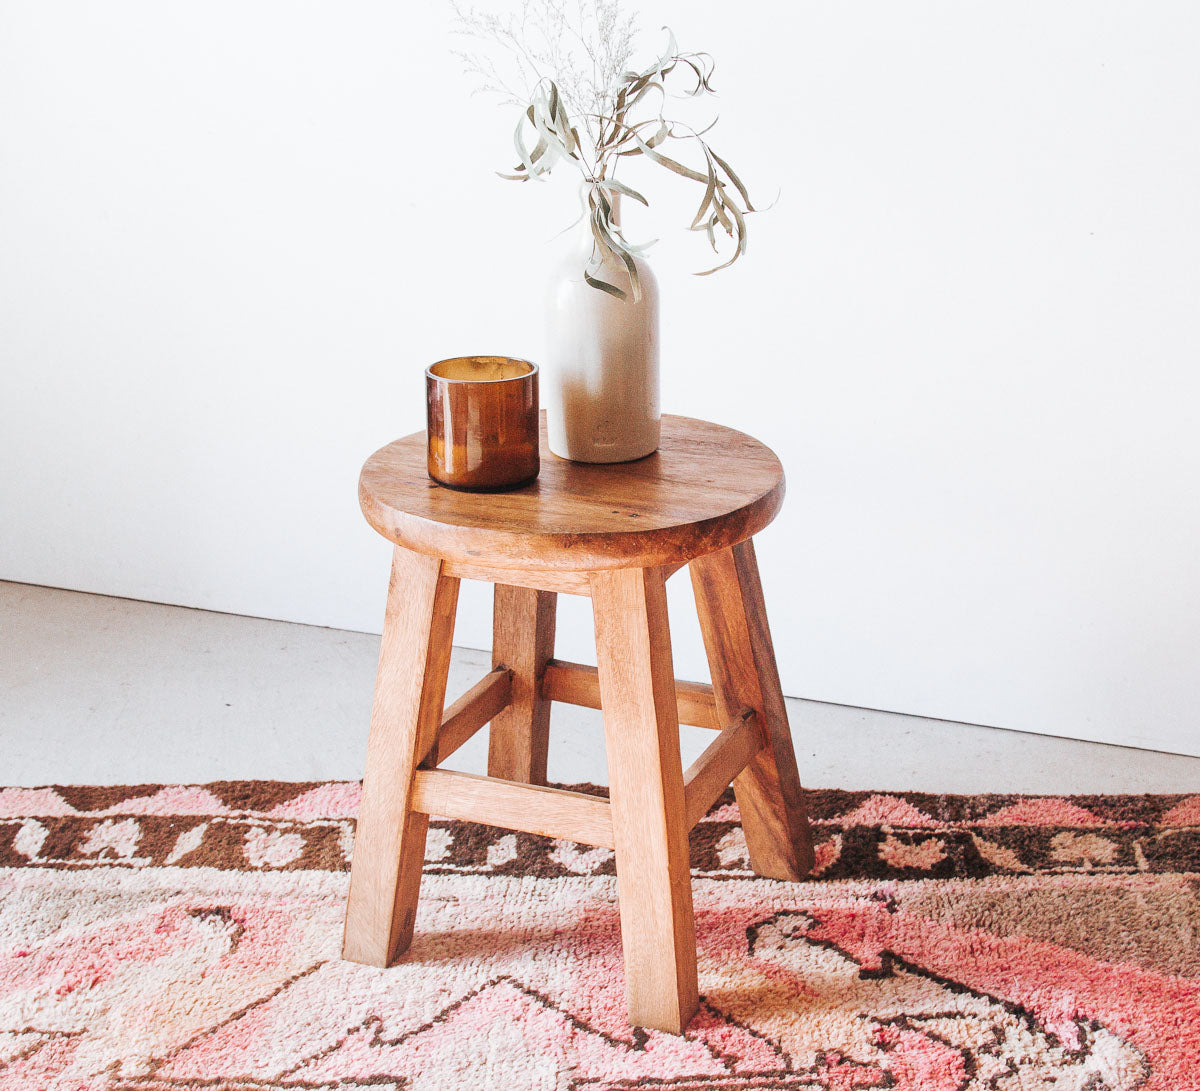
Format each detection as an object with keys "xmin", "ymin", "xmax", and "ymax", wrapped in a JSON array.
[
  {"xmin": 591, "ymin": 566, "xmax": 699, "ymax": 1034},
  {"xmin": 348, "ymin": 416, "xmax": 798, "ymax": 1030},
  {"xmin": 541, "ymin": 659, "xmax": 720, "ymax": 731},
  {"xmin": 421, "ymin": 667, "xmax": 512, "ymax": 769},
  {"xmin": 682, "ymin": 710, "xmax": 762, "ymax": 830},
  {"xmin": 359, "ymin": 415, "xmax": 785, "ymax": 572},
  {"xmin": 690, "ymin": 541, "xmax": 815, "ymax": 880},
  {"xmin": 488, "ymin": 585, "xmax": 557, "ymax": 784},
  {"xmin": 410, "ymin": 769, "xmax": 614, "ymax": 848},
  {"xmin": 443, "ymin": 560, "xmax": 591, "ymax": 596},
  {"xmin": 342, "ymin": 548, "xmax": 459, "ymax": 966}
]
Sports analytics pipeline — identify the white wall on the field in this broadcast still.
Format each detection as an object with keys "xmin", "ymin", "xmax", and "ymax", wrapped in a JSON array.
[{"xmin": 3, "ymin": 1, "xmax": 1198, "ymax": 757}]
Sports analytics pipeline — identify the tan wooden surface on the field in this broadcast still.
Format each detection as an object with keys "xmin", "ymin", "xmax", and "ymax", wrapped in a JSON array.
[
  {"xmin": 443, "ymin": 560, "xmax": 591, "ymax": 596},
  {"xmin": 410, "ymin": 769, "xmax": 614, "ymax": 848},
  {"xmin": 342, "ymin": 549, "xmax": 459, "ymax": 966},
  {"xmin": 359, "ymin": 415, "xmax": 785, "ymax": 573},
  {"xmin": 541, "ymin": 659, "xmax": 721, "ymax": 730},
  {"xmin": 682, "ymin": 711, "xmax": 762, "ymax": 830},
  {"xmin": 347, "ymin": 416, "xmax": 811, "ymax": 1032},
  {"xmin": 421, "ymin": 666, "xmax": 511, "ymax": 768},
  {"xmin": 488, "ymin": 585, "xmax": 558, "ymax": 783},
  {"xmin": 591, "ymin": 566, "xmax": 699, "ymax": 1033},
  {"xmin": 690, "ymin": 542, "xmax": 815, "ymax": 879}
]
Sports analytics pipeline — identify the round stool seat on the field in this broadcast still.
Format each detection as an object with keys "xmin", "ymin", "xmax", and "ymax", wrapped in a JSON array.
[{"xmin": 359, "ymin": 414, "xmax": 785, "ymax": 572}]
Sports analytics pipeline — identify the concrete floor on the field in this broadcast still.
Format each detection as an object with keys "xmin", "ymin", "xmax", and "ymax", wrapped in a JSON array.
[{"xmin": 2, "ymin": 580, "xmax": 1198, "ymax": 792}]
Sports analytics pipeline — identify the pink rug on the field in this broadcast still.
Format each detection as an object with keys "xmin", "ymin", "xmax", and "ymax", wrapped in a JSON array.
[{"xmin": 1, "ymin": 781, "xmax": 1198, "ymax": 1089}]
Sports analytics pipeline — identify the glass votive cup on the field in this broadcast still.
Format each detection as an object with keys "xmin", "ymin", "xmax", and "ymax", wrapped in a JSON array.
[{"xmin": 425, "ymin": 356, "xmax": 540, "ymax": 491}]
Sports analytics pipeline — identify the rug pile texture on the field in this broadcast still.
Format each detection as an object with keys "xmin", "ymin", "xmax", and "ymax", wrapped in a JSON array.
[{"xmin": 1, "ymin": 780, "xmax": 1198, "ymax": 1090}]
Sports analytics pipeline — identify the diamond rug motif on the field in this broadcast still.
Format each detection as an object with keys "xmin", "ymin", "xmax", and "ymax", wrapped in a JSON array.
[{"xmin": 1, "ymin": 782, "xmax": 1198, "ymax": 1090}]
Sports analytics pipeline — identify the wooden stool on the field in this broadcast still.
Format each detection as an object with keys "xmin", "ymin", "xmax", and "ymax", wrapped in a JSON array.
[{"xmin": 342, "ymin": 414, "xmax": 814, "ymax": 1033}]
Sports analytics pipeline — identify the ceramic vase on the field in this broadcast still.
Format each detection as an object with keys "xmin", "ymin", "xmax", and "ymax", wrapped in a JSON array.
[{"xmin": 545, "ymin": 201, "xmax": 660, "ymax": 463}]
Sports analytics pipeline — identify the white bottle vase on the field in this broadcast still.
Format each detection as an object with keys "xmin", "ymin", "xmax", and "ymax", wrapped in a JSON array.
[{"xmin": 545, "ymin": 210, "xmax": 660, "ymax": 463}]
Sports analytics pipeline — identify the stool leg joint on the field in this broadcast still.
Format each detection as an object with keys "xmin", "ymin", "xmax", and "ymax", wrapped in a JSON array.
[
  {"xmin": 419, "ymin": 665, "xmax": 514, "ymax": 770},
  {"xmin": 682, "ymin": 709, "xmax": 763, "ymax": 830},
  {"xmin": 542, "ymin": 659, "xmax": 721, "ymax": 731}
]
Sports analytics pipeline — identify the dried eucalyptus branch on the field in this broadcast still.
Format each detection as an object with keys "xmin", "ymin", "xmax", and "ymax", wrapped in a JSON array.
[{"xmin": 452, "ymin": 0, "xmax": 757, "ymax": 301}]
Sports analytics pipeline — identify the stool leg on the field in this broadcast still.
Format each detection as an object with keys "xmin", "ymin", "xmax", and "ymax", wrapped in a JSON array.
[
  {"xmin": 690, "ymin": 540, "xmax": 815, "ymax": 880},
  {"xmin": 488, "ymin": 585, "xmax": 557, "ymax": 784},
  {"xmin": 591, "ymin": 566, "xmax": 699, "ymax": 1034},
  {"xmin": 343, "ymin": 548, "xmax": 459, "ymax": 967}
]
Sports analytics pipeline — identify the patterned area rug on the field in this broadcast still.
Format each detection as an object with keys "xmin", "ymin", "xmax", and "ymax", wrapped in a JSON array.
[{"xmin": 1, "ymin": 782, "xmax": 1198, "ymax": 1090}]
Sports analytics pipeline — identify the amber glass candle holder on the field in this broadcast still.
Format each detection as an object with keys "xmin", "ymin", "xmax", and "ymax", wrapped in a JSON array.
[{"xmin": 425, "ymin": 356, "xmax": 540, "ymax": 491}]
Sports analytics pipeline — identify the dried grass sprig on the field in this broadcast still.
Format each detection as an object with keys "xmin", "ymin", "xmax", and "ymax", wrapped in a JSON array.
[{"xmin": 453, "ymin": 0, "xmax": 757, "ymax": 301}]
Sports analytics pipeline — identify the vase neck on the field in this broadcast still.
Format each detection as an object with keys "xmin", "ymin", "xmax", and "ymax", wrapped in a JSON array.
[
  {"xmin": 576, "ymin": 187, "xmax": 624, "ymax": 261},
  {"xmin": 580, "ymin": 182, "xmax": 621, "ymax": 228},
  {"xmin": 605, "ymin": 191, "xmax": 622, "ymax": 228}
]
